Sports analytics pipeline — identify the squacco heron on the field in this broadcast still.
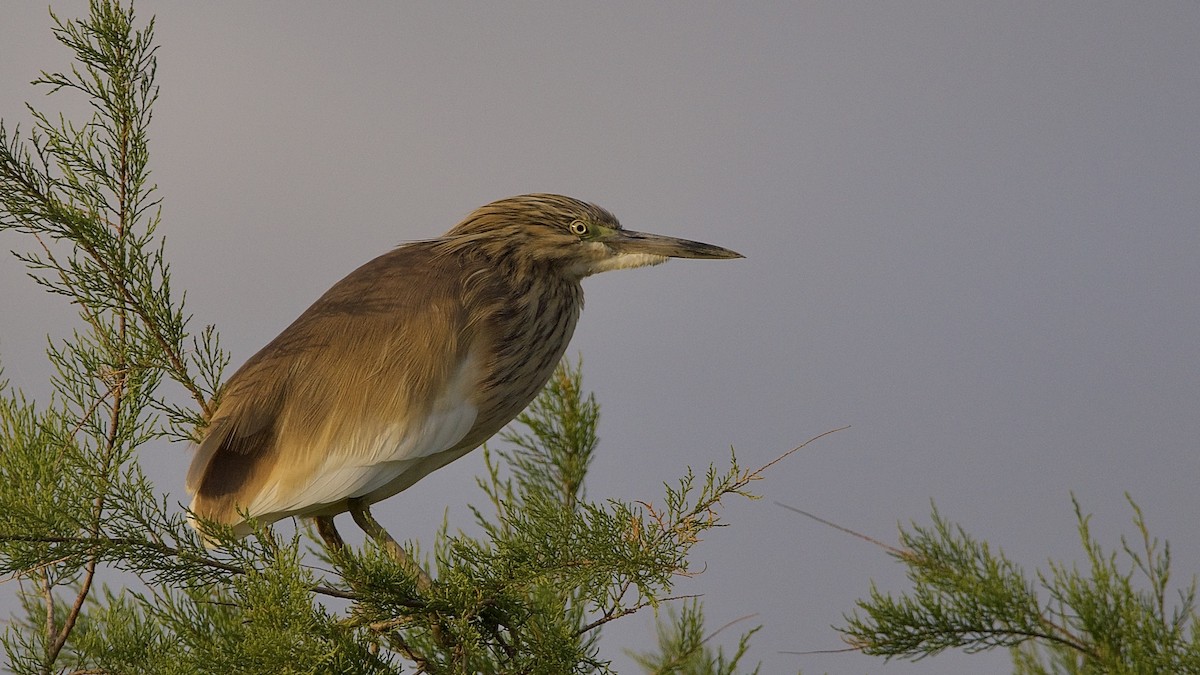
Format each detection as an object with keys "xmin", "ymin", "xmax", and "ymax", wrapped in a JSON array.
[{"xmin": 186, "ymin": 194, "xmax": 740, "ymax": 552}]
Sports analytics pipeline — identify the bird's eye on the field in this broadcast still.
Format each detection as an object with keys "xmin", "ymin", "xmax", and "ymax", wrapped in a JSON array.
[{"xmin": 569, "ymin": 220, "xmax": 589, "ymax": 237}]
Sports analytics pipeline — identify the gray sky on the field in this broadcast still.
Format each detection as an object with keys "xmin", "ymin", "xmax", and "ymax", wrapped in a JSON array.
[{"xmin": 3, "ymin": 2, "xmax": 1199, "ymax": 673}]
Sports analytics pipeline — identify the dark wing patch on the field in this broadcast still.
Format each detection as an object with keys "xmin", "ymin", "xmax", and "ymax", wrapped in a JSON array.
[{"xmin": 189, "ymin": 418, "xmax": 277, "ymax": 499}]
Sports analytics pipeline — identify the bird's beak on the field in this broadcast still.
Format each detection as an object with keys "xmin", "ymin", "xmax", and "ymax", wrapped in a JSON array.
[{"xmin": 606, "ymin": 229, "xmax": 743, "ymax": 259}]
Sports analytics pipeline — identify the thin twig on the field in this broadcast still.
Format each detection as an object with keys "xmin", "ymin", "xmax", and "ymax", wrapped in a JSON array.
[
  {"xmin": 700, "ymin": 612, "xmax": 758, "ymax": 648},
  {"xmin": 46, "ymin": 558, "xmax": 96, "ymax": 665},
  {"xmin": 41, "ymin": 571, "xmax": 53, "ymax": 660},
  {"xmin": 576, "ymin": 594, "xmax": 702, "ymax": 635},
  {"xmin": 773, "ymin": 501, "xmax": 907, "ymax": 557},
  {"xmin": 778, "ymin": 647, "xmax": 861, "ymax": 655},
  {"xmin": 751, "ymin": 426, "xmax": 850, "ymax": 479}
]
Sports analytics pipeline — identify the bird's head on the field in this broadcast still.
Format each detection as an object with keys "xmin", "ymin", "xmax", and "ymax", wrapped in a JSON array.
[{"xmin": 442, "ymin": 194, "xmax": 742, "ymax": 280}]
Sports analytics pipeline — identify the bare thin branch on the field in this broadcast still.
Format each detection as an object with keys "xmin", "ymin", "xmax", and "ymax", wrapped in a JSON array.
[{"xmin": 774, "ymin": 501, "xmax": 907, "ymax": 557}]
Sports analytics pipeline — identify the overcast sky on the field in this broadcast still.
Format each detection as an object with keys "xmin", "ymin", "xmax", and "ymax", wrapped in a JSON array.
[{"xmin": 3, "ymin": 3, "xmax": 1199, "ymax": 673}]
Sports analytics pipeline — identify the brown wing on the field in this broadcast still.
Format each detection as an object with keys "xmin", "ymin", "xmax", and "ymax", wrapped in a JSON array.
[{"xmin": 186, "ymin": 241, "xmax": 482, "ymax": 529}]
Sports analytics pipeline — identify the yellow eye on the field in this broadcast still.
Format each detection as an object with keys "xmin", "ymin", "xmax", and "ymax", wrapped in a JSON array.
[{"xmin": 569, "ymin": 220, "xmax": 589, "ymax": 237}]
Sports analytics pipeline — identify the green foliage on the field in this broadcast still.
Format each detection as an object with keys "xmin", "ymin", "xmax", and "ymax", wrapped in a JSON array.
[
  {"xmin": 0, "ymin": 2, "xmax": 226, "ymax": 671},
  {"xmin": 324, "ymin": 359, "xmax": 766, "ymax": 673},
  {"xmin": 839, "ymin": 497, "xmax": 1200, "ymax": 674},
  {"xmin": 0, "ymin": 3, "xmax": 767, "ymax": 672},
  {"xmin": 628, "ymin": 600, "xmax": 760, "ymax": 675},
  {"xmin": 495, "ymin": 357, "xmax": 599, "ymax": 511}
]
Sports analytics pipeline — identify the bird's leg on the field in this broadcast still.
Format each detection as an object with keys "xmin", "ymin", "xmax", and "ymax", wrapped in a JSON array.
[
  {"xmin": 313, "ymin": 515, "xmax": 346, "ymax": 551},
  {"xmin": 347, "ymin": 498, "xmax": 433, "ymax": 592},
  {"xmin": 319, "ymin": 509, "xmax": 445, "ymax": 657}
]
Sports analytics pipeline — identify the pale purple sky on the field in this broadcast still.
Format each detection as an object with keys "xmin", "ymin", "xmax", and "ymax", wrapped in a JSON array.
[{"xmin": 3, "ymin": 3, "xmax": 1199, "ymax": 673}]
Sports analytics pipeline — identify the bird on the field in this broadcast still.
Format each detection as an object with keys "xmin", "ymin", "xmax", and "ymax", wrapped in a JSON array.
[{"xmin": 185, "ymin": 194, "xmax": 741, "ymax": 552}]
